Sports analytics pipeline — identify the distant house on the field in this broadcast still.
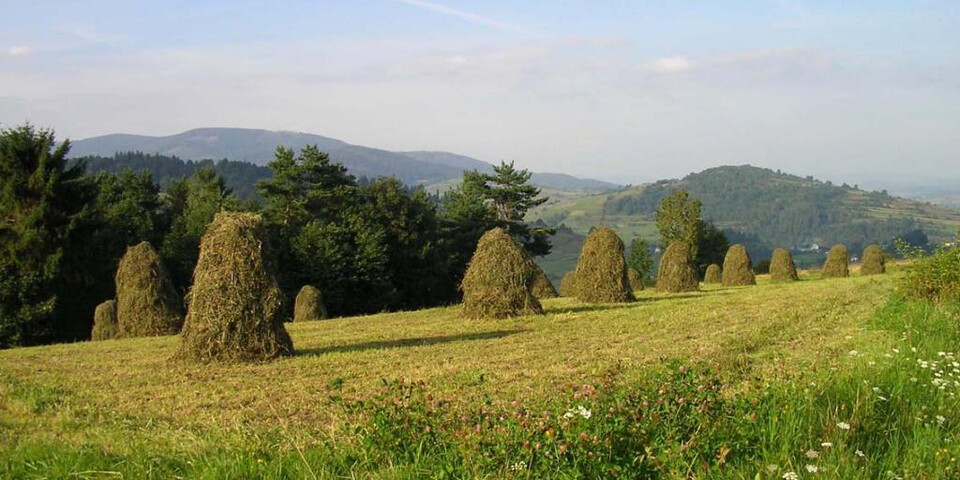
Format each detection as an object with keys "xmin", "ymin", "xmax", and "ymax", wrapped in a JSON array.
[{"xmin": 798, "ymin": 243, "xmax": 821, "ymax": 252}]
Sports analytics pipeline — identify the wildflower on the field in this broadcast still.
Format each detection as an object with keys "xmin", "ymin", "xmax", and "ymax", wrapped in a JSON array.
[
  {"xmin": 782, "ymin": 472, "xmax": 799, "ymax": 480},
  {"xmin": 856, "ymin": 450, "xmax": 865, "ymax": 458},
  {"xmin": 577, "ymin": 405, "xmax": 592, "ymax": 419},
  {"xmin": 767, "ymin": 464, "xmax": 779, "ymax": 473},
  {"xmin": 937, "ymin": 415, "xmax": 946, "ymax": 425},
  {"xmin": 848, "ymin": 350, "xmax": 860, "ymax": 357},
  {"xmin": 893, "ymin": 348, "xmax": 900, "ymax": 353},
  {"xmin": 510, "ymin": 461, "xmax": 526, "ymax": 472},
  {"xmin": 806, "ymin": 464, "xmax": 819, "ymax": 473},
  {"xmin": 821, "ymin": 442, "xmax": 833, "ymax": 448},
  {"xmin": 806, "ymin": 449, "xmax": 819, "ymax": 459},
  {"xmin": 837, "ymin": 422, "xmax": 851, "ymax": 430}
]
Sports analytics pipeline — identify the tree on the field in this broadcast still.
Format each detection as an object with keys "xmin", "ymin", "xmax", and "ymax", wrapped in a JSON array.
[
  {"xmin": 0, "ymin": 125, "xmax": 94, "ymax": 347},
  {"xmin": 627, "ymin": 238, "xmax": 654, "ymax": 287},
  {"xmin": 655, "ymin": 190, "xmax": 702, "ymax": 257},
  {"xmin": 693, "ymin": 221, "xmax": 730, "ymax": 277}
]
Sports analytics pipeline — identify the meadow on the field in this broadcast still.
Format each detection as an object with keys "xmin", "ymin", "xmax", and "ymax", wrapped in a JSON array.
[{"xmin": 2, "ymin": 267, "xmax": 959, "ymax": 478}]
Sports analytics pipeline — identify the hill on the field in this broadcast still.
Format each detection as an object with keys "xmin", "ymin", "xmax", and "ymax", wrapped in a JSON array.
[
  {"xmin": 2, "ymin": 271, "xmax": 957, "ymax": 477},
  {"xmin": 70, "ymin": 128, "xmax": 618, "ymax": 192}
]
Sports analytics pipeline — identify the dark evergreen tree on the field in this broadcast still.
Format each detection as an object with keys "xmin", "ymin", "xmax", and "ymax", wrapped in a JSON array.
[{"xmin": 627, "ymin": 238, "xmax": 654, "ymax": 288}]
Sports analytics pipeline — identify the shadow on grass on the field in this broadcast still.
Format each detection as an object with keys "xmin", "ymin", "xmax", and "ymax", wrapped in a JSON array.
[{"xmin": 297, "ymin": 329, "xmax": 529, "ymax": 357}]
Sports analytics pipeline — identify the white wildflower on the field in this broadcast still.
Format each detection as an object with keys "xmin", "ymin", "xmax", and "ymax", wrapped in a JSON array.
[
  {"xmin": 837, "ymin": 422, "xmax": 851, "ymax": 430},
  {"xmin": 856, "ymin": 449, "xmax": 865, "ymax": 457},
  {"xmin": 937, "ymin": 415, "xmax": 946, "ymax": 425},
  {"xmin": 782, "ymin": 472, "xmax": 799, "ymax": 480},
  {"xmin": 806, "ymin": 464, "xmax": 819, "ymax": 473},
  {"xmin": 806, "ymin": 449, "xmax": 819, "ymax": 459},
  {"xmin": 510, "ymin": 461, "xmax": 526, "ymax": 472},
  {"xmin": 821, "ymin": 442, "xmax": 833, "ymax": 448},
  {"xmin": 767, "ymin": 464, "xmax": 779, "ymax": 473}
]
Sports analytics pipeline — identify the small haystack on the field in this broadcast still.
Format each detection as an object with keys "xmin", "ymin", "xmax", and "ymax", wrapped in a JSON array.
[
  {"xmin": 460, "ymin": 228, "xmax": 543, "ymax": 319},
  {"xmin": 294, "ymin": 285, "xmax": 328, "ymax": 322},
  {"xmin": 821, "ymin": 244, "xmax": 850, "ymax": 278},
  {"xmin": 656, "ymin": 242, "xmax": 699, "ymax": 293},
  {"xmin": 769, "ymin": 248, "xmax": 799, "ymax": 282},
  {"xmin": 91, "ymin": 300, "xmax": 118, "ymax": 341},
  {"xmin": 704, "ymin": 264, "xmax": 722, "ymax": 284},
  {"xmin": 721, "ymin": 244, "xmax": 756, "ymax": 286},
  {"xmin": 573, "ymin": 227, "xmax": 634, "ymax": 303},
  {"xmin": 175, "ymin": 212, "xmax": 294, "ymax": 363},
  {"xmin": 860, "ymin": 244, "xmax": 886, "ymax": 275},
  {"xmin": 531, "ymin": 264, "xmax": 559, "ymax": 299},
  {"xmin": 115, "ymin": 241, "xmax": 183, "ymax": 338},
  {"xmin": 628, "ymin": 268, "xmax": 644, "ymax": 291},
  {"xmin": 559, "ymin": 271, "xmax": 578, "ymax": 297}
]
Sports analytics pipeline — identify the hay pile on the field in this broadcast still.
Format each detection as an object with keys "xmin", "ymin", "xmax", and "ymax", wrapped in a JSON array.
[
  {"xmin": 91, "ymin": 300, "xmax": 118, "ymax": 341},
  {"xmin": 460, "ymin": 228, "xmax": 543, "ymax": 319},
  {"xmin": 573, "ymin": 227, "xmax": 635, "ymax": 303},
  {"xmin": 175, "ymin": 212, "xmax": 294, "ymax": 362},
  {"xmin": 115, "ymin": 241, "xmax": 183, "ymax": 338},
  {"xmin": 704, "ymin": 264, "xmax": 722, "ymax": 284},
  {"xmin": 860, "ymin": 244, "xmax": 886, "ymax": 275},
  {"xmin": 628, "ymin": 268, "xmax": 644, "ymax": 291},
  {"xmin": 721, "ymin": 244, "xmax": 756, "ymax": 286},
  {"xmin": 821, "ymin": 244, "xmax": 850, "ymax": 278},
  {"xmin": 530, "ymin": 264, "xmax": 559, "ymax": 299},
  {"xmin": 769, "ymin": 248, "xmax": 799, "ymax": 282},
  {"xmin": 559, "ymin": 271, "xmax": 578, "ymax": 297},
  {"xmin": 657, "ymin": 242, "xmax": 699, "ymax": 293},
  {"xmin": 294, "ymin": 285, "xmax": 328, "ymax": 322}
]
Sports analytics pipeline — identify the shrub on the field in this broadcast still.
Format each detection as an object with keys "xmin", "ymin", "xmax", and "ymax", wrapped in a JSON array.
[
  {"xmin": 175, "ymin": 212, "xmax": 294, "ymax": 363},
  {"xmin": 657, "ymin": 242, "xmax": 699, "ymax": 293},
  {"xmin": 90, "ymin": 300, "xmax": 118, "ymax": 341},
  {"xmin": 628, "ymin": 268, "xmax": 644, "ymax": 291},
  {"xmin": 899, "ymin": 244, "xmax": 960, "ymax": 303},
  {"xmin": 769, "ymin": 248, "xmax": 799, "ymax": 282},
  {"xmin": 294, "ymin": 285, "xmax": 328, "ymax": 322},
  {"xmin": 703, "ymin": 264, "xmax": 722, "ymax": 284},
  {"xmin": 115, "ymin": 241, "xmax": 183, "ymax": 338},
  {"xmin": 559, "ymin": 271, "xmax": 577, "ymax": 297},
  {"xmin": 721, "ymin": 244, "xmax": 755, "ymax": 286},
  {"xmin": 460, "ymin": 228, "xmax": 543, "ymax": 319},
  {"xmin": 821, "ymin": 244, "xmax": 850, "ymax": 278},
  {"xmin": 861, "ymin": 244, "xmax": 886, "ymax": 275},
  {"xmin": 574, "ymin": 227, "xmax": 635, "ymax": 303},
  {"xmin": 531, "ymin": 264, "xmax": 559, "ymax": 299}
]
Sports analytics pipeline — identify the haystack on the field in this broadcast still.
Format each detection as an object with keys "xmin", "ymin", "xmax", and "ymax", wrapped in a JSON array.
[
  {"xmin": 769, "ymin": 248, "xmax": 799, "ymax": 282},
  {"xmin": 821, "ymin": 244, "xmax": 850, "ymax": 278},
  {"xmin": 91, "ymin": 300, "xmax": 118, "ymax": 341},
  {"xmin": 115, "ymin": 241, "xmax": 182, "ymax": 338},
  {"xmin": 460, "ymin": 228, "xmax": 543, "ymax": 319},
  {"xmin": 860, "ymin": 244, "xmax": 886, "ymax": 275},
  {"xmin": 559, "ymin": 271, "xmax": 578, "ymax": 297},
  {"xmin": 175, "ymin": 212, "xmax": 294, "ymax": 362},
  {"xmin": 531, "ymin": 264, "xmax": 559, "ymax": 299},
  {"xmin": 573, "ymin": 227, "xmax": 634, "ymax": 303},
  {"xmin": 721, "ymin": 244, "xmax": 756, "ymax": 286},
  {"xmin": 704, "ymin": 264, "xmax": 722, "ymax": 284},
  {"xmin": 628, "ymin": 268, "xmax": 644, "ymax": 291},
  {"xmin": 657, "ymin": 242, "xmax": 699, "ymax": 293},
  {"xmin": 294, "ymin": 285, "xmax": 328, "ymax": 322}
]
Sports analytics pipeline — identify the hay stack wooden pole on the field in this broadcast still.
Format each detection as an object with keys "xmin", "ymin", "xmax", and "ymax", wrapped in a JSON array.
[
  {"xmin": 656, "ymin": 242, "xmax": 699, "ymax": 293},
  {"xmin": 460, "ymin": 228, "xmax": 543, "ymax": 319},
  {"xmin": 721, "ymin": 244, "xmax": 756, "ymax": 286},
  {"xmin": 175, "ymin": 212, "xmax": 294, "ymax": 363},
  {"xmin": 115, "ymin": 241, "xmax": 183, "ymax": 338},
  {"xmin": 573, "ymin": 227, "xmax": 635, "ymax": 303}
]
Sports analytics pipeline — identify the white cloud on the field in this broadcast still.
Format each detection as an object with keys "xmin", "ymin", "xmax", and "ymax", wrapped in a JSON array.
[
  {"xmin": 6, "ymin": 46, "xmax": 31, "ymax": 57},
  {"xmin": 641, "ymin": 55, "xmax": 695, "ymax": 74},
  {"xmin": 388, "ymin": 0, "xmax": 536, "ymax": 37}
]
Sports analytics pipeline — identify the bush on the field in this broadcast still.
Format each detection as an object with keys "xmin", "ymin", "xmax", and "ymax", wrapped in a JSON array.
[
  {"xmin": 573, "ymin": 228, "xmax": 634, "ymax": 303},
  {"xmin": 460, "ymin": 228, "xmax": 543, "ymax": 319},
  {"xmin": 90, "ymin": 300, "xmax": 118, "ymax": 341},
  {"xmin": 530, "ymin": 264, "xmax": 559, "ymax": 299},
  {"xmin": 657, "ymin": 242, "xmax": 699, "ymax": 293},
  {"xmin": 860, "ymin": 244, "xmax": 886, "ymax": 275},
  {"xmin": 821, "ymin": 244, "xmax": 850, "ymax": 278},
  {"xmin": 559, "ymin": 271, "xmax": 577, "ymax": 297},
  {"xmin": 721, "ymin": 244, "xmax": 755, "ymax": 286},
  {"xmin": 769, "ymin": 248, "xmax": 799, "ymax": 282},
  {"xmin": 899, "ymin": 244, "xmax": 960, "ymax": 303},
  {"xmin": 703, "ymin": 264, "xmax": 722, "ymax": 284},
  {"xmin": 115, "ymin": 242, "xmax": 183, "ymax": 338},
  {"xmin": 175, "ymin": 212, "xmax": 294, "ymax": 363},
  {"xmin": 294, "ymin": 285, "xmax": 328, "ymax": 322}
]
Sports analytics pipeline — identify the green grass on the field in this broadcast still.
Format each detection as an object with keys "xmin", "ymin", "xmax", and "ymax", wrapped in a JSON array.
[{"xmin": 1, "ymin": 272, "xmax": 958, "ymax": 478}]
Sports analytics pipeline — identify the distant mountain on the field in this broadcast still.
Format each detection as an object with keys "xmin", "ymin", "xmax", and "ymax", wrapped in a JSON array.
[{"xmin": 70, "ymin": 128, "xmax": 618, "ymax": 192}]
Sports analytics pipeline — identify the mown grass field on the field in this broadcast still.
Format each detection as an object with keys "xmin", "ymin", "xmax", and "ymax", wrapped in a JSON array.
[{"xmin": 2, "ymin": 267, "xmax": 959, "ymax": 478}]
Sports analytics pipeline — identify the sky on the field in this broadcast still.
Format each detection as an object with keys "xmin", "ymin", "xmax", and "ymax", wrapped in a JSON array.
[{"xmin": 1, "ymin": 0, "xmax": 957, "ymax": 185}]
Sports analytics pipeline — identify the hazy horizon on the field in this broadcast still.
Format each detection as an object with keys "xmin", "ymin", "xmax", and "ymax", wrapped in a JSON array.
[{"xmin": 2, "ymin": 1, "xmax": 958, "ymax": 187}]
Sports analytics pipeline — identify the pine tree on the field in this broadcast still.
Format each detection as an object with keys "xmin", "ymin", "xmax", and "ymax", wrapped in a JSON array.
[{"xmin": 627, "ymin": 238, "xmax": 654, "ymax": 288}]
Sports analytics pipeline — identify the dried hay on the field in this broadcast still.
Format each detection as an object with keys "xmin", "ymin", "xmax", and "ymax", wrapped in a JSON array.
[
  {"xmin": 721, "ymin": 244, "xmax": 756, "ymax": 286},
  {"xmin": 769, "ymin": 248, "xmax": 799, "ymax": 282},
  {"xmin": 294, "ymin": 285, "xmax": 328, "ymax": 322},
  {"xmin": 91, "ymin": 300, "xmax": 118, "ymax": 341},
  {"xmin": 460, "ymin": 228, "xmax": 543, "ymax": 319},
  {"xmin": 704, "ymin": 264, "xmax": 722, "ymax": 284},
  {"xmin": 860, "ymin": 244, "xmax": 886, "ymax": 275},
  {"xmin": 628, "ymin": 268, "xmax": 644, "ymax": 291},
  {"xmin": 115, "ymin": 241, "xmax": 182, "ymax": 338},
  {"xmin": 657, "ymin": 242, "xmax": 699, "ymax": 293},
  {"xmin": 531, "ymin": 264, "xmax": 559, "ymax": 299},
  {"xmin": 559, "ymin": 271, "xmax": 578, "ymax": 297},
  {"xmin": 821, "ymin": 244, "xmax": 850, "ymax": 278},
  {"xmin": 573, "ymin": 227, "xmax": 635, "ymax": 303}
]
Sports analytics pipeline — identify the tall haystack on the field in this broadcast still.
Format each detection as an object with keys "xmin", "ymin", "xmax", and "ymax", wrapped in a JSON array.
[
  {"xmin": 531, "ymin": 264, "xmax": 559, "ymax": 299},
  {"xmin": 821, "ymin": 244, "xmax": 850, "ymax": 278},
  {"xmin": 294, "ymin": 285, "xmax": 328, "ymax": 322},
  {"xmin": 721, "ymin": 244, "xmax": 756, "ymax": 286},
  {"xmin": 656, "ymin": 242, "xmax": 699, "ymax": 293},
  {"xmin": 574, "ymin": 227, "xmax": 635, "ymax": 303},
  {"xmin": 460, "ymin": 228, "xmax": 543, "ymax": 319},
  {"xmin": 769, "ymin": 248, "xmax": 799, "ymax": 282},
  {"xmin": 91, "ymin": 300, "xmax": 118, "ymax": 341},
  {"xmin": 860, "ymin": 244, "xmax": 886, "ymax": 275},
  {"xmin": 559, "ymin": 271, "xmax": 578, "ymax": 297},
  {"xmin": 704, "ymin": 264, "xmax": 722, "ymax": 284},
  {"xmin": 175, "ymin": 212, "xmax": 294, "ymax": 363},
  {"xmin": 115, "ymin": 241, "xmax": 182, "ymax": 338},
  {"xmin": 628, "ymin": 268, "xmax": 644, "ymax": 291}
]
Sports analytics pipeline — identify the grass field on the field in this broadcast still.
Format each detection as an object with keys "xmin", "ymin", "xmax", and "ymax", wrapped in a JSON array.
[{"xmin": 2, "ymin": 269, "xmax": 959, "ymax": 478}]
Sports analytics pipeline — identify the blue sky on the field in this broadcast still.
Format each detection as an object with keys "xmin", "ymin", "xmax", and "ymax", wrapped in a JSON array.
[{"xmin": 1, "ymin": 1, "xmax": 957, "ymax": 185}]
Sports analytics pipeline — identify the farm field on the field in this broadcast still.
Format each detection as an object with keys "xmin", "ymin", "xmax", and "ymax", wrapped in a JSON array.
[{"xmin": 2, "ymin": 269, "xmax": 959, "ymax": 478}]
